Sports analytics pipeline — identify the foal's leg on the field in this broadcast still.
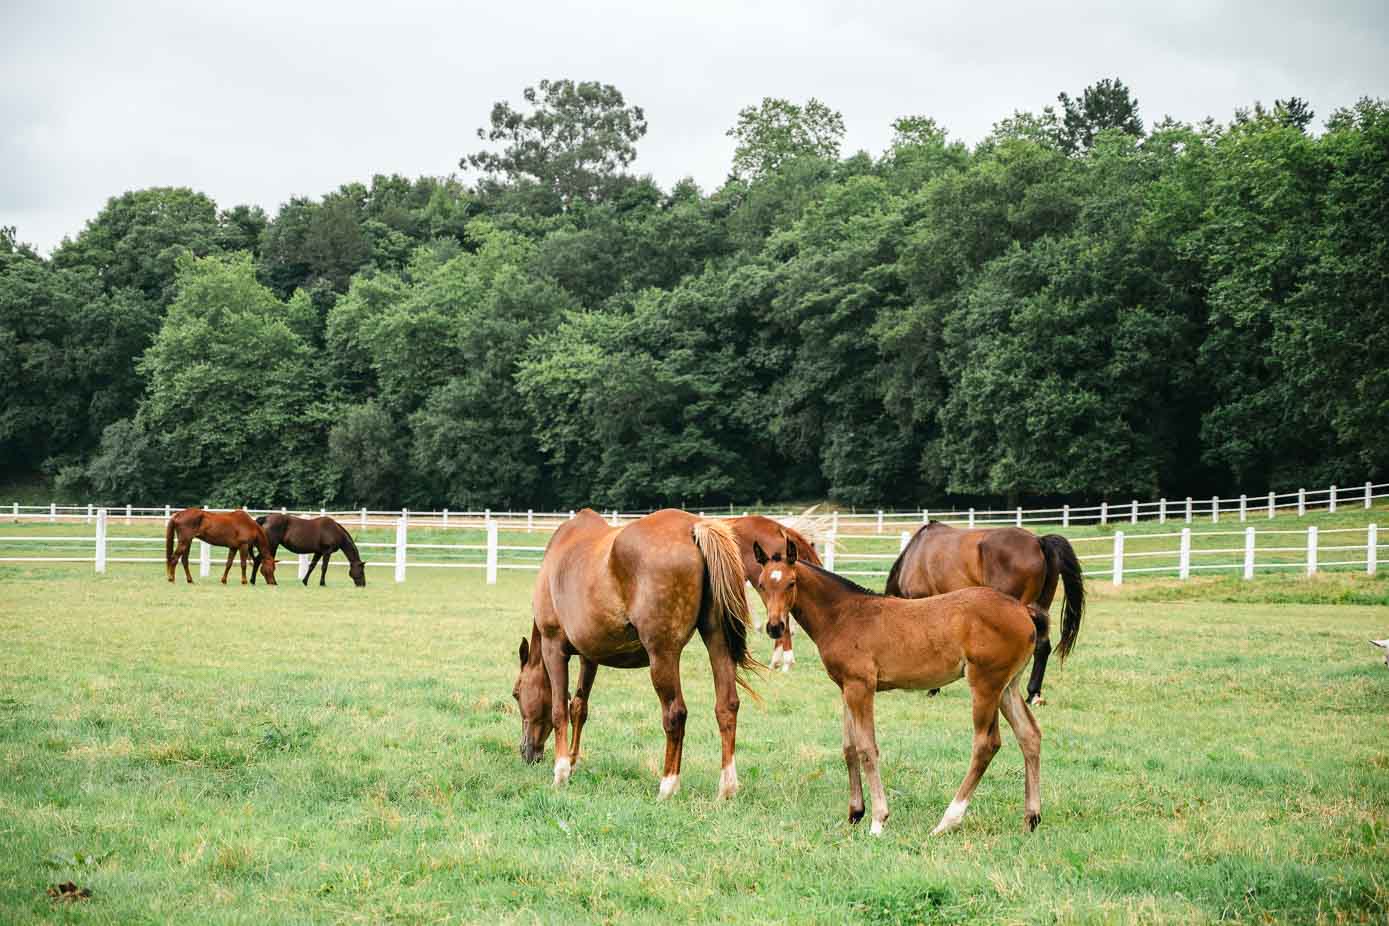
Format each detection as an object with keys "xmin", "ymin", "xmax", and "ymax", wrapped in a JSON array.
[
  {"xmin": 843, "ymin": 702, "xmax": 865, "ymax": 824},
  {"xmin": 303, "ymin": 552, "xmax": 322, "ymax": 586},
  {"xmin": 539, "ymin": 637, "xmax": 573, "ymax": 787},
  {"xmin": 568, "ymin": 657, "xmax": 599, "ymax": 769},
  {"xmin": 697, "ymin": 617, "xmax": 741, "ymax": 799},
  {"xmin": 649, "ymin": 650, "xmax": 688, "ymax": 799},
  {"xmin": 844, "ymin": 682, "xmax": 888, "ymax": 834},
  {"xmin": 318, "ymin": 551, "xmax": 331, "ymax": 586},
  {"xmin": 999, "ymin": 680, "xmax": 1043, "ymax": 831},
  {"xmin": 931, "ymin": 672, "xmax": 1005, "ymax": 836}
]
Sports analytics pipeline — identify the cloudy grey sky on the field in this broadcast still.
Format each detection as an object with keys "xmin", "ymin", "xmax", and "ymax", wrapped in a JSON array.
[{"xmin": 5, "ymin": 0, "xmax": 1388, "ymax": 253}]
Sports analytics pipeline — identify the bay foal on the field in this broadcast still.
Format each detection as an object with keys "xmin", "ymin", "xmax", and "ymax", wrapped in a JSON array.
[
  {"xmin": 753, "ymin": 539, "xmax": 1044, "ymax": 836},
  {"xmin": 165, "ymin": 508, "xmax": 277, "ymax": 585},
  {"xmin": 730, "ymin": 514, "xmax": 824, "ymax": 671},
  {"xmin": 513, "ymin": 509, "xmax": 756, "ymax": 800}
]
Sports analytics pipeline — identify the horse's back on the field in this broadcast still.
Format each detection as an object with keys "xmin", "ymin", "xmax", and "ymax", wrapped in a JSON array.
[{"xmin": 901, "ymin": 523, "xmax": 1045, "ymax": 603}]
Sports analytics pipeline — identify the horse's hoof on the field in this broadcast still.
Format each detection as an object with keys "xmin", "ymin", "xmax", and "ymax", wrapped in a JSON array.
[
  {"xmin": 1025, "ymin": 812, "xmax": 1041, "ymax": 832},
  {"xmin": 870, "ymin": 819, "xmax": 885, "ymax": 836},
  {"xmin": 1029, "ymin": 694, "xmax": 1046, "ymax": 707},
  {"xmin": 928, "ymin": 688, "xmax": 940, "ymax": 697},
  {"xmin": 849, "ymin": 807, "xmax": 865, "ymax": 824},
  {"xmin": 658, "ymin": 774, "xmax": 680, "ymax": 799},
  {"xmin": 552, "ymin": 757, "xmax": 572, "ymax": 787}
]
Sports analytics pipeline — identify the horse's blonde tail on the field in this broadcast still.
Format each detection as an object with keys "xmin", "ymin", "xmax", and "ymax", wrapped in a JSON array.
[{"xmin": 692, "ymin": 518, "xmax": 760, "ymax": 693}]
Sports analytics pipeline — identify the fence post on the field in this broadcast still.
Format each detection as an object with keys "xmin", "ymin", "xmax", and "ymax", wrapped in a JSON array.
[
  {"xmin": 900, "ymin": 530, "xmax": 910, "ymax": 552},
  {"xmin": 1062, "ymin": 504, "xmax": 1069, "ymax": 528},
  {"xmin": 968, "ymin": 508, "xmax": 975, "ymax": 528},
  {"xmin": 1130, "ymin": 500, "xmax": 1138, "ymax": 525},
  {"xmin": 94, "ymin": 508, "xmax": 107, "ymax": 574},
  {"xmin": 922, "ymin": 508, "xmax": 929, "ymax": 524},
  {"xmin": 1367, "ymin": 524, "xmax": 1377, "ymax": 576},
  {"xmin": 1179, "ymin": 528, "xmax": 1191, "ymax": 580},
  {"xmin": 824, "ymin": 530, "xmax": 837, "ymax": 572},
  {"xmin": 125, "ymin": 503, "xmax": 132, "ymax": 526},
  {"xmin": 1185, "ymin": 496, "xmax": 1192, "ymax": 524},
  {"xmin": 1016, "ymin": 507, "xmax": 1023, "ymax": 527},
  {"xmin": 609, "ymin": 510, "xmax": 618, "ymax": 527},
  {"xmin": 1239, "ymin": 494, "xmax": 1247, "ymax": 522},
  {"xmin": 86, "ymin": 503, "xmax": 92, "ymax": 525},
  {"xmin": 1268, "ymin": 492, "xmax": 1275, "ymax": 519},
  {"xmin": 1112, "ymin": 531, "xmax": 1124, "ymax": 587},
  {"xmin": 1243, "ymin": 527, "xmax": 1255, "ymax": 580},
  {"xmin": 1211, "ymin": 496, "xmax": 1219, "ymax": 523},
  {"xmin": 1366, "ymin": 482, "xmax": 1373, "ymax": 510},
  {"xmin": 1100, "ymin": 502, "xmax": 1108, "ymax": 526},
  {"xmin": 394, "ymin": 517, "xmax": 407, "ymax": 583},
  {"xmin": 442, "ymin": 508, "xmax": 449, "ymax": 527},
  {"xmin": 1329, "ymin": 485, "xmax": 1337, "ymax": 514},
  {"xmin": 50, "ymin": 502, "xmax": 56, "ymax": 523},
  {"xmin": 299, "ymin": 552, "xmax": 310, "ymax": 582},
  {"xmin": 1158, "ymin": 497, "xmax": 1166, "ymax": 524},
  {"xmin": 486, "ymin": 519, "xmax": 498, "ymax": 585},
  {"xmin": 282, "ymin": 506, "xmax": 288, "ymax": 516},
  {"xmin": 1297, "ymin": 488, "xmax": 1306, "ymax": 517},
  {"xmin": 164, "ymin": 504, "xmax": 170, "ymax": 521},
  {"xmin": 199, "ymin": 540, "xmax": 210, "ymax": 577},
  {"xmin": 569, "ymin": 510, "xmax": 575, "ymax": 520},
  {"xmin": 1306, "ymin": 526, "xmax": 1318, "ymax": 576},
  {"xmin": 527, "ymin": 509, "xmax": 534, "ymax": 532},
  {"xmin": 876, "ymin": 509, "xmax": 883, "ymax": 534},
  {"xmin": 11, "ymin": 501, "xmax": 16, "ymax": 520},
  {"xmin": 831, "ymin": 510, "xmax": 839, "ymax": 533},
  {"xmin": 361, "ymin": 507, "xmax": 367, "ymax": 529},
  {"xmin": 320, "ymin": 507, "xmax": 326, "ymax": 520}
]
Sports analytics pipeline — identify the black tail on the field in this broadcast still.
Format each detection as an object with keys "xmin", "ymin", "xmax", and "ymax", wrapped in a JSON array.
[
  {"xmin": 255, "ymin": 516, "xmax": 267, "ymax": 526},
  {"xmin": 1038, "ymin": 534, "xmax": 1084, "ymax": 660}
]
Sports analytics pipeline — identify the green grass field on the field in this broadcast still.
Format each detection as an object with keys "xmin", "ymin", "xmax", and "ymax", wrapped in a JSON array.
[{"xmin": 2, "ymin": 564, "xmax": 1387, "ymax": 924}]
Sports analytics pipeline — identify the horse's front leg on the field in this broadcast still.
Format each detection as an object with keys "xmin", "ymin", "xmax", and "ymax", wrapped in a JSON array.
[
  {"xmin": 539, "ymin": 636, "xmax": 573, "ymax": 787},
  {"xmin": 844, "ymin": 682, "xmax": 888, "ymax": 834},
  {"xmin": 999, "ymin": 681, "xmax": 1043, "ymax": 831},
  {"xmin": 319, "ymin": 551, "xmax": 331, "ymax": 586},
  {"xmin": 220, "ymin": 546, "xmax": 237, "ymax": 584},
  {"xmin": 697, "ymin": 616, "xmax": 741, "ymax": 799},
  {"xmin": 239, "ymin": 544, "xmax": 250, "ymax": 584},
  {"xmin": 843, "ymin": 701, "xmax": 864, "ymax": 823},
  {"xmin": 649, "ymin": 650, "xmax": 688, "ymax": 799},
  {"xmin": 568, "ymin": 657, "xmax": 599, "ymax": 769}
]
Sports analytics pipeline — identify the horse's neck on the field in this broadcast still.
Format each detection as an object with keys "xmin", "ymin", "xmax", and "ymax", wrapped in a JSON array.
[
  {"xmin": 792, "ymin": 568, "xmax": 858, "ymax": 643},
  {"xmin": 338, "ymin": 530, "xmax": 361, "ymax": 563}
]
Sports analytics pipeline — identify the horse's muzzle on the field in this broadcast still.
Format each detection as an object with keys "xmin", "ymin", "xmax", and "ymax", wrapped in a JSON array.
[
  {"xmin": 766, "ymin": 622, "xmax": 784, "ymax": 639},
  {"xmin": 520, "ymin": 741, "xmax": 544, "ymax": 765}
]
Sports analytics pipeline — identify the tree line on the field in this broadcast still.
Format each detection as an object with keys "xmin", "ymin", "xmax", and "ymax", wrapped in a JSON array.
[{"xmin": 2, "ymin": 79, "xmax": 1385, "ymax": 510}]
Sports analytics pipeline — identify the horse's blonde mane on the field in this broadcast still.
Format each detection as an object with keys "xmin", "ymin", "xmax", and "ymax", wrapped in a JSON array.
[{"xmin": 775, "ymin": 505, "xmax": 838, "ymax": 553}]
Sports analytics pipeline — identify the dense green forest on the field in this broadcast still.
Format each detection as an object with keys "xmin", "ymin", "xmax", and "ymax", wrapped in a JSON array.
[{"xmin": 2, "ymin": 79, "xmax": 1386, "ymax": 509}]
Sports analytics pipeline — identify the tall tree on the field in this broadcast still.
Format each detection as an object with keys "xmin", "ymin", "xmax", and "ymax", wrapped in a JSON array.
[
  {"xmin": 1057, "ymin": 78, "xmax": 1143, "ymax": 154},
  {"xmin": 726, "ymin": 97, "xmax": 845, "ymax": 180},
  {"xmin": 464, "ymin": 79, "xmax": 648, "ymax": 207}
]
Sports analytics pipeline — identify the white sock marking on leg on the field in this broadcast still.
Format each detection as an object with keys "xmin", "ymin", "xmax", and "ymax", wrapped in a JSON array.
[
  {"xmin": 553, "ymin": 756, "xmax": 571, "ymax": 786},
  {"xmin": 718, "ymin": 761, "xmax": 738, "ymax": 799},
  {"xmin": 931, "ymin": 798, "xmax": 969, "ymax": 835},
  {"xmin": 658, "ymin": 774, "xmax": 680, "ymax": 799}
]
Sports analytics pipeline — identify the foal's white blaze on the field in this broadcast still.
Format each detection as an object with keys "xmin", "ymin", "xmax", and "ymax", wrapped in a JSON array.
[
  {"xmin": 553, "ymin": 756, "xmax": 572, "ymax": 786},
  {"xmin": 658, "ymin": 774, "xmax": 680, "ymax": 799},
  {"xmin": 931, "ymin": 798, "xmax": 969, "ymax": 835},
  {"xmin": 769, "ymin": 569, "xmax": 783, "ymax": 582},
  {"xmin": 718, "ymin": 761, "xmax": 739, "ymax": 800}
]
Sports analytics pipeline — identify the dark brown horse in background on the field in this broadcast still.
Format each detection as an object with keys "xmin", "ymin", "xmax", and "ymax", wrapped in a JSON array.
[
  {"xmin": 730, "ymin": 514, "xmax": 824, "ymax": 671},
  {"xmin": 165, "ymin": 508, "xmax": 277, "ymax": 585},
  {"xmin": 885, "ymin": 521, "xmax": 1083, "ymax": 705},
  {"xmin": 251, "ymin": 514, "xmax": 366, "ymax": 587},
  {"xmin": 513, "ymin": 509, "xmax": 756, "ymax": 800},
  {"xmin": 754, "ymin": 538, "xmax": 1045, "ymax": 836}
]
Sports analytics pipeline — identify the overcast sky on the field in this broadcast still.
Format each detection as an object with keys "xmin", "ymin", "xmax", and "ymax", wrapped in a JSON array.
[{"xmin": 5, "ymin": 0, "xmax": 1388, "ymax": 254}]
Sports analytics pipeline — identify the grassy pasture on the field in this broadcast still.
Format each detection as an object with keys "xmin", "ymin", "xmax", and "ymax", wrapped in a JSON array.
[{"xmin": 1, "ymin": 563, "xmax": 1387, "ymax": 924}]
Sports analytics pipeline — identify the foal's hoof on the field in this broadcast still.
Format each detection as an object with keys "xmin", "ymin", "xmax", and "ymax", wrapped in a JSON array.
[
  {"xmin": 1025, "ymin": 812, "xmax": 1041, "ymax": 832},
  {"xmin": 848, "ymin": 806, "xmax": 865, "ymax": 824},
  {"xmin": 1028, "ymin": 694, "xmax": 1047, "ymax": 707}
]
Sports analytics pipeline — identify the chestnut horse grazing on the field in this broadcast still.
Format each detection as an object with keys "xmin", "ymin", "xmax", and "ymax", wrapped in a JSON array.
[
  {"xmin": 886, "ymin": 521, "xmax": 1083, "ymax": 705},
  {"xmin": 165, "ymin": 508, "xmax": 277, "ymax": 585},
  {"xmin": 754, "ymin": 538, "xmax": 1045, "ymax": 836},
  {"xmin": 513, "ymin": 508, "xmax": 756, "ymax": 800},
  {"xmin": 730, "ymin": 514, "xmax": 824, "ymax": 671},
  {"xmin": 251, "ymin": 514, "xmax": 366, "ymax": 587}
]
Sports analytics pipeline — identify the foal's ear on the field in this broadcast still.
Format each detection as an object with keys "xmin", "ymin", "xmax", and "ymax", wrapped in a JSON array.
[
  {"xmin": 786, "ymin": 539, "xmax": 798, "ymax": 566},
  {"xmin": 752, "ymin": 541, "xmax": 768, "ymax": 565},
  {"xmin": 519, "ymin": 638, "xmax": 530, "ymax": 666}
]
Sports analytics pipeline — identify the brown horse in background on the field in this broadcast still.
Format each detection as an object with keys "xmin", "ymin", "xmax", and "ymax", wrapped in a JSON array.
[
  {"xmin": 513, "ymin": 509, "xmax": 756, "ymax": 800},
  {"xmin": 755, "ymin": 538, "xmax": 1044, "ymax": 836},
  {"xmin": 251, "ymin": 514, "xmax": 366, "ymax": 587},
  {"xmin": 165, "ymin": 508, "xmax": 277, "ymax": 585},
  {"xmin": 886, "ymin": 522, "xmax": 1083, "ymax": 705},
  {"xmin": 730, "ymin": 515, "xmax": 824, "ymax": 671}
]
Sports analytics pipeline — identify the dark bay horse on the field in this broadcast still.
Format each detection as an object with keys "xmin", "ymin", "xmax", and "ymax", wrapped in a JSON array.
[
  {"xmin": 251, "ymin": 514, "xmax": 366, "ymax": 587},
  {"xmin": 754, "ymin": 538, "xmax": 1044, "ymax": 836},
  {"xmin": 886, "ymin": 522, "xmax": 1083, "ymax": 705},
  {"xmin": 165, "ymin": 508, "xmax": 277, "ymax": 585},
  {"xmin": 513, "ymin": 508, "xmax": 756, "ymax": 800},
  {"xmin": 730, "ymin": 514, "xmax": 824, "ymax": 671}
]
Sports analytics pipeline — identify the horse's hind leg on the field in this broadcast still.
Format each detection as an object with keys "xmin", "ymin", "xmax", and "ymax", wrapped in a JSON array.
[
  {"xmin": 180, "ymin": 536, "xmax": 194, "ymax": 584},
  {"xmin": 649, "ymin": 650, "xmax": 688, "ymax": 799},
  {"xmin": 303, "ymin": 552, "xmax": 321, "ymax": 586},
  {"xmin": 844, "ymin": 682, "xmax": 888, "ymax": 834},
  {"xmin": 568, "ymin": 657, "xmax": 599, "ymax": 769},
  {"xmin": 1025, "ymin": 600, "xmax": 1054, "ymax": 706},
  {"xmin": 999, "ymin": 680, "xmax": 1042, "ymax": 831},
  {"xmin": 697, "ymin": 615, "xmax": 740, "ymax": 799},
  {"xmin": 931, "ymin": 672, "xmax": 1004, "ymax": 836},
  {"xmin": 843, "ymin": 702, "xmax": 865, "ymax": 824},
  {"xmin": 220, "ymin": 546, "xmax": 237, "ymax": 584}
]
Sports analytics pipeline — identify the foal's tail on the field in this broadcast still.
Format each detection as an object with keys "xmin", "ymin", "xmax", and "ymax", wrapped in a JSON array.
[
  {"xmin": 1039, "ymin": 534, "xmax": 1084, "ymax": 660},
  {"xmin": 692, "ymin": 518, "xmax": 759, "ymax": 693}
]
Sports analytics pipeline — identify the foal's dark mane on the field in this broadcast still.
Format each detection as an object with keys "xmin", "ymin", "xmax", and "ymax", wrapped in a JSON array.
[{"xmin": 802, "ymin": 562, "xmax": 883, "ymax": 598}]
